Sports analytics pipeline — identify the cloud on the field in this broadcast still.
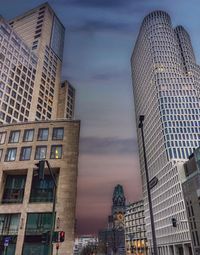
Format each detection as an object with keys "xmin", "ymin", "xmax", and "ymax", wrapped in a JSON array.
[
  {"xmin": 79, "ymin": 136, "xmax": 138, "ymax": 155},
  {"xmin": 68, "ymin": 19, "xmax": 134, "ymax": 34},
  {"xmin": 58, "ymin": 0, "xmax": 133, "ymax": 9}
]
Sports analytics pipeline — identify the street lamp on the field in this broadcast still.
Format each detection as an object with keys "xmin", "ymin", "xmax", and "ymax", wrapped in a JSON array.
[{"xmin": 138, "ymin": 115, "xmax": 158, "ymax": 255}]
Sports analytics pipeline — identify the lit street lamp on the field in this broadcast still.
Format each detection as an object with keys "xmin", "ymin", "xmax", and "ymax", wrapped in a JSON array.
[{"xmin": 138, "ymin": 115, "xmax": 158, "ymax": 255}]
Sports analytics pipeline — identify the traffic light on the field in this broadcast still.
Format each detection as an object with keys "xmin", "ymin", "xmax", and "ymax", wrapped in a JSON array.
[
  {"xmin": 35, "ymin": 160, "xmax": 45, "ymax": 180},
  {"xmin": 59, "ymin": 231, "xmax": 65, "ymax": 242},
  {"xmin": 41, "ymin": 231, "xmax": 50, "ymax": 244},
  {"xmin": 172, "ymin": 218, "xmax": 177, "ymax": 227}
]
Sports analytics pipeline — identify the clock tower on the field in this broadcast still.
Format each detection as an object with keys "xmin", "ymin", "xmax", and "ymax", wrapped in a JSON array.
[{"xmin": 110, "ymin": 184, "xmax": 126, "ymax": 254}]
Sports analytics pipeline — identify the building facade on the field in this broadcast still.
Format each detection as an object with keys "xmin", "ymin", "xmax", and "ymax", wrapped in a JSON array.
[
  {"xmin": 0, "ymin": 3, "xmax": 80, "ymax": 255},
  {"xmin": 73, "ymin": 235, "xmax": 98, "ymax": 255},
  {"xmin": 0, "ymin": 119, "xmax": 80, "ymax": 255},
  {"xmin": 8, "ymin": 3, "xmax": 65, "ymax": 121},
  {"xmin": 0, "ymin": 3, "xmax": 75, "ymax": 123},
  {"xmin": 0, "ymin": 17, "xmax": 37, "ymax": 124},
  {"xmin": 131, "ymin": 10, "xmax": 200, "ymax": 255},
  {"xmin": 57, "ymin": 80, "xmax": 75, "ymax": 120},
  {"xmin": 182, "ymin": 148, "xmax": 200, "ymax": 255},
  {"xmin": 125, "ymin": 200, "xmax": 147, "ymax": 255}
]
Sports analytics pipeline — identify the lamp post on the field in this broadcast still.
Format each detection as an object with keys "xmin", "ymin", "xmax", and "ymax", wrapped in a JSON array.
[
  {"xmin": 138, "ymin": 115, "xmax": 158, "ymax": 255},
  {"xmin": 45, "ymin": 160, "xmax": 57, "ymax": 255},
  {"xmin": 35, "ymin": 159, "xmax": 57, "ymax": 255}
]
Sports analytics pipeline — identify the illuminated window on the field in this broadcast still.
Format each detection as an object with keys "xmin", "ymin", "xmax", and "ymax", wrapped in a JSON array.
[{"xmin": 50, "ymin": 145, "xmax": 62, "ymax": 159}]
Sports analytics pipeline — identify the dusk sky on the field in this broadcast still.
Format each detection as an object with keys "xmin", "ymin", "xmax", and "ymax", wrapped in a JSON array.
[{"xmin": 1, "ymin": 0, "xmax": 200, "ymax": 235}]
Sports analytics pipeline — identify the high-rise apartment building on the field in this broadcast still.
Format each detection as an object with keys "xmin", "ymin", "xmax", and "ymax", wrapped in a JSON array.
[
  {"xmin": 131, "ymin": 10, "xmax": 200, "ymax": 255},
  {"xmin": 0, "ymin": 17, "xmax": 38, "ymax": 124},
  {"xmin": 9, "ymin": 3, "xmax": 65, "ymax": 121},
  {"xmin": 0, "ymin": 3, "xmax": 80, "ymax": 255}
]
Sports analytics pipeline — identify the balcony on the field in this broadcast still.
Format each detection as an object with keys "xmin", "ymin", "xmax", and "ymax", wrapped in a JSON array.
[{"xmin": 2, "ymin": 189, "xmax": 24, "ymax": 204}]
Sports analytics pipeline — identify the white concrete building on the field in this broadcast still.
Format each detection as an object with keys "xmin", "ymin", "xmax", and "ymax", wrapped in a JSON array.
[
  {"xmin": 131, "ymin": 10, "xmax": 200, "ymax": 255},
  {"xmin": 73, "ymin": 235, "xmax": 98, "ymax": 255},
  {"xmin": 125, "ymin": 200, "xmax": 147, "ymax": 255}
]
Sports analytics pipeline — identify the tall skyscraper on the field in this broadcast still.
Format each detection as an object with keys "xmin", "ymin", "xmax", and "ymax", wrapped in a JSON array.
[
  {"xmin": 0, "ymin": 3, "xmax": 80, "ymax": 255},
  {"xmin": 131, "ymin": 10, "xmax": 200, "ymax": 255},
  {"xmin": 0, "ymin": 16, "xmax": 38, "ymax": 124},
  {"xmin": 9, "ymin": 3, "xmax": 65, "ymax": 121},
  {"xmin": 0, "ymin": 3, "xmax": 72, "ymax": 123}
]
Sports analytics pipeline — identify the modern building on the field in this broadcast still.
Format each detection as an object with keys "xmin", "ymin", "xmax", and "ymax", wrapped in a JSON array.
[
  {"xmin": 0, "ymin": 119, "xmax": 80, "ymax": 255},
  {"xmin": 0, "ymin": 16, "xmax": 37, "ymax": 124},
  {"xmin": 1, "ymin": 4, "xmax": 75, "ymax": 123},
  {"xmin": 73, "ymin": 235, "xmax": 98, "ymax": 255},
  {"xmin": 8, "ymin": 2, "xmax": 65, "ymax": 121},
  {"xmin": 125, "ymin": 200, "xmax": 147, "ymax": 255},
  {"xmin": 0, "ymin": 3, "xmax": 80, "ymax": 255},
  {"xmin": 131, "ymin": 10, "xmax": 200, "ymax": 255},
  {"xmin": 182, "ymin": 148, "xmax": 200, "ymax": 255}
]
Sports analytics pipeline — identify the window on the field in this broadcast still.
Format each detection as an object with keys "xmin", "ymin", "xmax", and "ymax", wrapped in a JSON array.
[
  {"xmin": 9, "ymin": 131, "xmax": 20, "ymax": 143},
  {"xmin": 20, "ymin": 147, "xmax": 32, "ymax": 161},
  {"xmin": 25, "ymin": 213, "xmax": 52, "ymax": 234},
  {"xmin": 35, "ymin": 146, "xmax": 47, "ymax": 160},
  {"xmin": 2, "ymin": 175, "xmax": 26, "ymax": 203},
  {"xmin": 23, "ymin": 129, "xmax": 34, "ymax": 142},
  {"xmin": 30, "ymin": 176, "xmax": 54, "ymax": 203},
  {"xmin": 37, "ymin": 128, "xmax": 48, "ymax": 141},
  {"xmin": 50, "ymin": 145, "xmax": 62, "ymax": 159},
  {"xmin": 0, "ymin": 132, "xmax": 6, "ymax": 144},
  {"xmin": 5, "ymin": 148, "xmax": 17, "ymax": 161},
  {"xmin": 52, "ymin": 128, "xmax": 64, "ymax": 140},
  {"xmin": 0, "ymin": 214, "xmax": 20, "ymax": 235},
  {"xmin": 0, "ymin": 149, "xmax": 3, "ymax": 160}
]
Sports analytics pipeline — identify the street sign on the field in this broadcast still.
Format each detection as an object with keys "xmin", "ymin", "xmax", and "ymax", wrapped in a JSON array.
[
  {"xmin": 4, "ymin": 237, "xmax": 11, "ymax": 247},
  {"xmin": 149, "ymin": 176, "xmax": 158, "ymax": 190}
]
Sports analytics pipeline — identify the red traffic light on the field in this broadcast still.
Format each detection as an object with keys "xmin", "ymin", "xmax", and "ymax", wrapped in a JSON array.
[{"xmin": 59, "ymin": 231, "xmax": 65, "ymax": 242}]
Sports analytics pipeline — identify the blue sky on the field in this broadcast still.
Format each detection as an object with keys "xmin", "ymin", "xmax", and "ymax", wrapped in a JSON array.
[{"xmin": 1, "ymin": 0, "xmax": 200, "ymax": 234}]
